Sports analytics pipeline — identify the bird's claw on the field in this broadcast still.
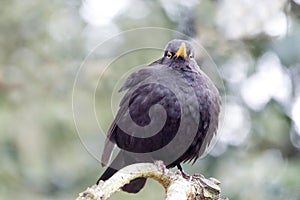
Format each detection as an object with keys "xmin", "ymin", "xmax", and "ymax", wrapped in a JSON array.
[{"xmin": 176, "ymin": 170, "xmax": 192, "ymax": 181}]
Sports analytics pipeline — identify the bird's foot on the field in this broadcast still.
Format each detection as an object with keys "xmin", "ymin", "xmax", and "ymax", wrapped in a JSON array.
[
  {"xmin": 176, "ymin": 164, "xmax": 192, "ymax": 180},
  {"xmin": 176, "ymin": 170, "xmax": 192, "ymax": 180}
]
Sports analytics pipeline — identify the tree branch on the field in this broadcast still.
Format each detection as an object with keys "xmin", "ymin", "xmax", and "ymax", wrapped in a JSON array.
[{"xmin": 76, "ymin": 161, "xmax": 228, "ymax": 200}]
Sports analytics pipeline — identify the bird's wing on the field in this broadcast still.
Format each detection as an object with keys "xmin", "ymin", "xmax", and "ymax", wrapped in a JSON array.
[{"xmin": 101, "ymin": 67, "xmax": 157, "ymax": 166}]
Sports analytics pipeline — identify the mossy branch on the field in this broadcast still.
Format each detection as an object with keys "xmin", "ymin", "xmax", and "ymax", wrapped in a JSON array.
[{"xmin": 76, "ymin": 161, "xmax": 228, "ymax": 200}]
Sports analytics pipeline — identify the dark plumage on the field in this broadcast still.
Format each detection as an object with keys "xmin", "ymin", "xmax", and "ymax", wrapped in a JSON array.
[{"xmin": 97, "ymin": 39, "xmax": 221, "ymax": 193}]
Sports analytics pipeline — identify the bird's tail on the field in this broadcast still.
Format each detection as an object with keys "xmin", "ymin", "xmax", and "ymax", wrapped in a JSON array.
[
  {"xmin": 122, "ymin": 178, "xmax": 147, "ymax": 193},
  {"xmin": 96, "ymin": 151, "xmax": 147, "ymax": 193},
  {"xmin": 96, "ymin": 165, "xmax": 117, "ymax": 183}
]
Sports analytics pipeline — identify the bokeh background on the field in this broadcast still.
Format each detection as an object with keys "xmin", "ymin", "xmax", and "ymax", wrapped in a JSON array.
[{"xmin": 1, "ymin": 0, "xmax": 300, "ymax": 199}]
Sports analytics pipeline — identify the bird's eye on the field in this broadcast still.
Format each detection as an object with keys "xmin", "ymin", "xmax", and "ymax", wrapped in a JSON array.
[
  {"xmin": 166, "ymin": 52, "xmax": 173, "ymax": 59},
  {"xmin": 189, "ymin": 53, "xmax": 193, "ymax": 59}
]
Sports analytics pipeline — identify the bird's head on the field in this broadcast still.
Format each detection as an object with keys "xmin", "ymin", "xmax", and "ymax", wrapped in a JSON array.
[{"xmin": 163, "ymin": 39, "xmax": 194, "ymax": 61}]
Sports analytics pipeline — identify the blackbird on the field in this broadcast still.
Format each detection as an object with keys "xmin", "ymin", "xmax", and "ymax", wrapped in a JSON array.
[{"xmin": 97, "ymin": 39, "xmax": 221, "ymax": 193}]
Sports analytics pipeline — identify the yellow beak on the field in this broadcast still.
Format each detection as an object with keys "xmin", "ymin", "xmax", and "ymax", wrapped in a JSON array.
[{"xmin": 174, "ymin": 42, "xmax": 187, "ymax": 58}]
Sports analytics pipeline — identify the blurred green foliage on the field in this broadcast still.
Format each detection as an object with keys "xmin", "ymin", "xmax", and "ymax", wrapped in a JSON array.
[{"xmin": 0, "ymin": 0, "xmax": 300, "ymax": 200}]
